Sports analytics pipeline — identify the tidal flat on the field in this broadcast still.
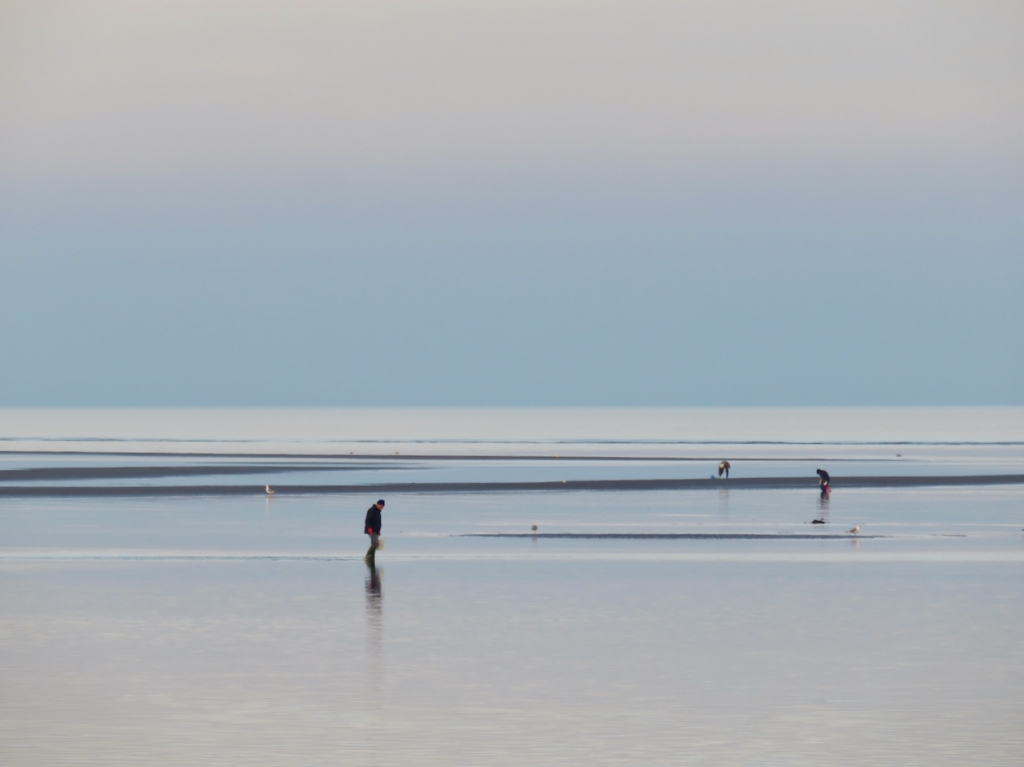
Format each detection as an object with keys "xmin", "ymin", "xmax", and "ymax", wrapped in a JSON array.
[
  {"xmin": 2, "ymin": 408, "xmax": 1023, "ymax": 764},
  {"xmin": 2, "ymin": 485, "xmax": 1023, "ymax": 766}
]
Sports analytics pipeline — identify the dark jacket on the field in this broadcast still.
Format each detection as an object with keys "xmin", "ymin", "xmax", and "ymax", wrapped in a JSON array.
[
  {"xmin": 364, "ymin": 504, "xmax": 382, "ymax": 535},
  {"xmin": 816, "ymin": 469, "xmax": 831, "ymax": 484}
]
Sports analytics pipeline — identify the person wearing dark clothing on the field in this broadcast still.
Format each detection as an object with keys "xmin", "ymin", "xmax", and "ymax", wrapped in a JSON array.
[
  {"xmin": 364, "ymin": 499, "xmax": 385, "ymax": 561},
  {"xmin": 816, "ymin": 469, "xmax": 831, "ymax": 498},
  {"xmin": 718, "ymin": 461, "xmax": 731, "ymax": 479}
]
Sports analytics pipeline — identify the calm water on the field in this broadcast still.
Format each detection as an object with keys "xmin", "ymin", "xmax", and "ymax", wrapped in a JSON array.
[{"xmin": 2, "ymin": 408, "xmax": 1023, "ymax": 765}]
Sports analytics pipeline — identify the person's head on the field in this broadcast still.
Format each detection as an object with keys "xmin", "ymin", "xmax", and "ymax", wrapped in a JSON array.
[{"xmin": 376, "ymin": 499, "xmax": 385, "ymax": 509}]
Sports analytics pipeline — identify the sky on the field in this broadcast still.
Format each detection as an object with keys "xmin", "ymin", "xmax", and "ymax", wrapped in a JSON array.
[{"xmin": 1, "ymin": 0, "xmax": 1022, "ymax": 406}]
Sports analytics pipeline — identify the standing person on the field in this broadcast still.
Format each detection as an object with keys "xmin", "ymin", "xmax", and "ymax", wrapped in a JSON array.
[
  {"xmin": 364, "ymin": 499, "xmax": 385, "ymax": 562},
  {"xmin": 816, "ymin": 469, "xmax": 831, "ymax": 498}
]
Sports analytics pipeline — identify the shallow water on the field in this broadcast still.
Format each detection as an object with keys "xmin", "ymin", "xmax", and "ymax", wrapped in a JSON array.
[
  {"xmin": 2, "ymin": 407, "xmax": 1024, "ymax": 491},
  {"xmin": 2, "ymin": 409, "xmax": 1023, "ymax": 765}
]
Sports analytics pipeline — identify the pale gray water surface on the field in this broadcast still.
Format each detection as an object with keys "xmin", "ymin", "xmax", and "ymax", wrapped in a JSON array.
[
  {"xmin": 2, "ymin": 409, "xmax": 1024, "ymax": 765},
  {"xmin": 3, "ymin": 488, "xmax": 1024, "ymax": 765}
]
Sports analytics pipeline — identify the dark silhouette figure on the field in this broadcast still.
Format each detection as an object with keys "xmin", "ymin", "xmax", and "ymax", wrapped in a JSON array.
[
  {"xmin": 718, "ymin": 461, "xmax": 731, "ymax": 479},
  {"xmin": 816, "ymin": 469, "xmax": 831, "ymax": 499},
  {"xmin": 364, "ymin": 499, "xmax": 385, "ymax": 562}
]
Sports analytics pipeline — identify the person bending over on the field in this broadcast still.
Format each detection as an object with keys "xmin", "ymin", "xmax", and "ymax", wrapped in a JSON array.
[{"xmin": 816, "ymin": 469, "xmax": 831, "ymax": 498}]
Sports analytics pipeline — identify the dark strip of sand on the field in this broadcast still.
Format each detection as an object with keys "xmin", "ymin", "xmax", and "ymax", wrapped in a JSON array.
[
  {"xmin": 0, "ymin": 474, "xmax": 1022, "ymax": 497},
  {"xmin": 464, "ymin": 533, "xmax": 881, "ymax": 540},
  {"xmin": 0, "ymin": 465, "xmax": 363, "ymax": 482},
  {"xmin": 0, "ymin": 460, "xmax": 366, "ymax": 479}
]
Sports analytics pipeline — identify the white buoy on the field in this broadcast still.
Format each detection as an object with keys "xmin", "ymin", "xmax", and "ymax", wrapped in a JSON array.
[{"xmin": 265, "ymin": 485, "xmax": 275, "ymax": 495}]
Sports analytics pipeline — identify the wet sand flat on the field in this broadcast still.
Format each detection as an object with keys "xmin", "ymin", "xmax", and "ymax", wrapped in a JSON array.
[
  {"xmin": 2, "ymin": 487, "xmax": 1023, "ymax": 766},
  {"xmin": 2, "ymin": 408, "xmax": 1023, "ymax": 764}
]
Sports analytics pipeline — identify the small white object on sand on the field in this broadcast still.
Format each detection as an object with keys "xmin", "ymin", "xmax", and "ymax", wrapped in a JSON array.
[
  {"xmin": 848, "ymin": 525, "xmax": 860, "ymax": 535},
  {"xmin": 265, "ymin": 485, "xmax": 275, "ymax": 495}
]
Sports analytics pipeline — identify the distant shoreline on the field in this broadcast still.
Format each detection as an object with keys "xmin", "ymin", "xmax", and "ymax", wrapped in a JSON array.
[{"xmin": 1, "ymin": 474, "xmax": 1022, "ymax": 497}]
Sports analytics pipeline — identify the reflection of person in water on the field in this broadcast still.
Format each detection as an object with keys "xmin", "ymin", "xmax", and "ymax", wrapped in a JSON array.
[
  {"xmin": 816, "ymin": 468, "xmax": 831, "ymax": 499},
  {"xmin": 718, "ymin": 461, "xmax": 731, "ymax": 479},
  {"xmin": 365, "ymin": 559, "xmax": 382, "ymax": 635},
  {"xmin": 365, "ymin": 559, "xmax": 382, "ymax": 600},
  {"xmin": 364, "ymin": 559, "xmax": 383, "ymax": 691}
]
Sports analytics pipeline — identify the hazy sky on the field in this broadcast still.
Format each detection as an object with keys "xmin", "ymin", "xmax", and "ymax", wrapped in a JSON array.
[{"xmin": 1, "ymin": 1, "xmax": 1022, "ymax": 405}]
